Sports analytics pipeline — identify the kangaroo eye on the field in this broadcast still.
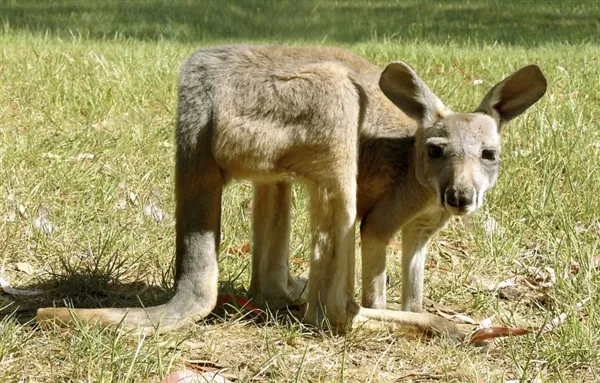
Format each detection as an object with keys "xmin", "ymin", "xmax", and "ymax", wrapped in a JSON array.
[
  {"xmin": 427, "ymin": 145, "xmax": 444, "ymax": 159},
  {"xmin": 482, "ymin": 149, "xmax": 497, "ymax": 161}
]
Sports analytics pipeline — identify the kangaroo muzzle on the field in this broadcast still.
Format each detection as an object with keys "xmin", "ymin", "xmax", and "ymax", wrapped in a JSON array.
[{"xmin": 443, "ymin": 186, "xmax": 477, "ymax": 215}]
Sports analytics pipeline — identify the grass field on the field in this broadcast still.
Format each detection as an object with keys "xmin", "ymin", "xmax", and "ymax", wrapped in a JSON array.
[{"xmin": 0, "ymin": 1, "xmax": 599, "ymax": 381}]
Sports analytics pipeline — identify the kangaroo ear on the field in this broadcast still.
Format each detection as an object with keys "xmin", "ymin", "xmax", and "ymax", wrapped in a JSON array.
[
  {"xmin": 379, "ymin": 62, "xmax": 449, "ymax": 127},
  {"xmin": 476, "ymin": 65, "xmax": 547, "ymax": 130}
]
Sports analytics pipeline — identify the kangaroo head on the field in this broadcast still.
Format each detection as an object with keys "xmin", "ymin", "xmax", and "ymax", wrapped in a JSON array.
[{"xmin": 379, "ymin": 62, "xmax": 547, "ymax": 216}]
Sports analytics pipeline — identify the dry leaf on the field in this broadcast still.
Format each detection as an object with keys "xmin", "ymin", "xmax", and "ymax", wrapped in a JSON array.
[
  {"xmin": 92, "ymin": 120, "xmax": 108, "ymax": 130},
  {"xmin": 18, "ymin": 204, "xmax": 28, "ymax": 218},
  {"xmin": 542, "ymin": 312, "xmax": 568, "ymax": 333},
  {"xmin": 389, "ymin": 239, "xmax": 402, "ymax": 249},
  {"xmin": 115, "ymin": 198, "xmax": 127, "ymax": 210},
  {"xmin": 479, "ymin": 317, "xmax": 493, "ymax": 329},
  {"xmin": 42, "ymin": 152, "xmax": 61, "ymax": 160},
  {"xmin": 522, "ymin": 265, "xmax": 556, "ymax": 288},
  {"xmin": 593, "ymin": 254, "xmax": 600, "ymax": 268},
  {"xmin": 13, "ymin": 262, "xmax": 34, "ymax": 275},
  {"xmin": 33, "ymin": 206, "xmax": 54, "ymax": 234},
  {"xmin": 453, "ymin": 61, "xmax": 474, "ymax": 82},
  {"xmin": 423, "ymin": 298, "xmax": 457, "ymax": 314},
  {"xmin": 227, "ymin": 242, "xmax": 250, "ymax": 257},
  {"xmin": 498, "ymin": 286, "xmax": 526, "ymax": 301},
  {"xmin": 436, "ymin": 310, "xmax": 478, "ymax": 325},
  {"xmin": 128, "ymin": 191, "xmax": 139, "ymax": 206},
  {"xmin": 291, "ymin": 255, "xmax": 309, "ymax": 265},
  {"xmin": 144, "ymin": 201, "xmax": 166, "ymax": 222},
  {"xmin": 425, "ymin": 263, "xmax": 451, "ymax": 272},
  {"xmin": 184, "ymin": 359, "xmax": 225, "ymax": 372},
  {"xmin": 487, "ymin": 276, "xmax": 519, "ymax": 291},
  {"xmin": 469, "ymin": 326, "xmax": 531, "ymax": 344},
  {"xmin": 423, "ymin": 298, "xmax": 476, "ymax": 324},
  {"xmin": 4, "ymin": 211, "xmax": 16, "ymax": 222},
  {"xmin": 542, "ymin": 298, "xmax": 590, "ymax": 333},
  {"xmin": 216, "ymin": 294, "xmax": 262, "ymax": 316},
  {"xmin": 74, "ymin": 153, "xmax": 95, "ymax": 161},
  {"xmin": 160, "ymin": 370, "xmax": 233, "ymax": 383},
  {"xmin": 570, "ymin": 260, "xmax": 580, "ymax": 275}
]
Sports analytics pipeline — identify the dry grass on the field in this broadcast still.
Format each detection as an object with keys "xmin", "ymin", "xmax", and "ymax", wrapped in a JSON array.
[{"xmin": 1, "ymin": 1, "xmax": 599, "ymax": 382}]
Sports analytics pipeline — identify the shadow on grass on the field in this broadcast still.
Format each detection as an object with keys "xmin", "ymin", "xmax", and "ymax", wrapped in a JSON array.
[
  {"xmin": 0, "ymin": 274, "xmax": 172, "ymax": 325},
  {"xmin": 0, "ymin": 272, "xmax": 279, "ymax": 328},
  {"xmin": 1, "ymin": 0, "xmax": 599, "ymax": 46}
]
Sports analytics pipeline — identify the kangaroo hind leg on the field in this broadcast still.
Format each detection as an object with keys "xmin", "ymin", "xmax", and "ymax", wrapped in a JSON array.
[{"xmin": 249, "ymin": 182, "xmax": 307, "ymax": 310}]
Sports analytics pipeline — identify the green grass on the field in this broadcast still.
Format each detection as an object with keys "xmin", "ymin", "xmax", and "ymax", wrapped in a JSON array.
[{"xmin": 0, "ymin": 0, "xmax": 599, "ymax": 381}]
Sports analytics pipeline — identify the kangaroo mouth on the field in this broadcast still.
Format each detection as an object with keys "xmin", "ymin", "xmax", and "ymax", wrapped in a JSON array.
[{"xmin": 444, "ymin": 204, "xmax": 472, "ymax": 216}]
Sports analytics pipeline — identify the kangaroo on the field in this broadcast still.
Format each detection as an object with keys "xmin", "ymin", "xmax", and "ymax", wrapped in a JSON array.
[{"xmin": 37, "ymin": 45, "xmax": 546, "ymax": 338}]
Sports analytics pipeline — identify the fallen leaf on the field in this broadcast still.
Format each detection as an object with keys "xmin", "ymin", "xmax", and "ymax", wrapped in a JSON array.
[
  {"xmin": 479, "ymin": 317, "xmax": 493, "ymax": 329},
  {"xmin": 570, "ymin": 260, "xmax": 580, "ymax": 275},
  {"xmin": 33, "ymin": 206, "xmax": 54, "ymax": 234},
  {"xmin": 128, "ymin": 191, "xmax": 139, "ymax": 206},
  {"xmin": 216, "ymin": 294, "xmax": 262, "ymax": 316},
  {"xmin": 398, "ymin": 372, "xmax": 465, "ymax": 381},
  {"xmin": 436, "ymin": 310, "xmax": 478, "ymax": 325},
  {"xmin": 574, "ymin": 224, "xmax": 587, "ymax": 234},
  {"xmin": 542, "ymin": 313, "xmax": 568, "ymax": 333},
  {"xmin": 425, "ymin": 263, "xmax": 451, "ymax": 272},
  {"xmin": 184, "ymin": 359, "xmax": 224, "ymax": 371},
  {"xmin": 522, "ymin": 265, "xmax": 556, "ymax": 288},
  {"xmin": 424, "ymin": 298, "xmax": 477, "ymax": 324},
  {"xmin": 92, "ymin": 120, "xmax": 108, "ymax": 130},
  {"xmin": 12, "ymin": 262, "xmax": 34, "ymax": 275},
  {"xmin": 3, "ymin": 211, "xmax": 16, "ymax": 222},
  {"xmin": 144, "ymin": 201, "xmax": 166, "ymax": 222},
  {"xmin": 0, "ymin": 276, "xmax": 42, "ymax": 296},
  {"xmin": 291, "ymin": 255, "xmax": 309, "ymax": 265},
  {"xmin": 42, "ymin": 152, "xmax": 61, "ymax": 160},
  {"xmin": 160, "ymin": 370, "xmax": 233, "ymax": 383},
  {"xmin": 542, "ymin": 298, "xmax": 590, "ymax": 333},
  {"xmin": 227, "ymin": 242, "xmax": 250, "ymax": 257},
  {"xmin": 115, "ymin": 198, "xmax": 127, "ymax": 210},
  {"xmin": 389, "ymin": 239, "xmax": 402, "ymax": 249},
  {"xmin": 423, "ymin": 298, "xmax": 457, "ymax": 314},
  {"xmin": 453, "ymin": 61, "xmax": 474, "ymax": 82},
  {"xmin": 469, "ymin": 326, "xmax": 531, "ymax": 344},
  {"xmin": 74, "ymin": 153, "xmax": 95, "ymax": 161},
  {"xmin": 18, "ymin": 204, "xmax": 28, "ymax": 218},
  {"xmin": 180, "ymin": 340, "xmax": 205, "ymax": 350},
  {"xmin": 487, "ymin": 276, "xmax": 519, "ymax": 291},
  {"xmin": 498, "ymin": 286, "xmax": 526, "ymax": 301}
]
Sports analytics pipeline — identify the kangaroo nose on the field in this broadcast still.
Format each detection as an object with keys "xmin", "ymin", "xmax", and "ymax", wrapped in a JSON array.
[{"xmin": 445, "ymin": 188, "xmax": 473, "ymax": 209}]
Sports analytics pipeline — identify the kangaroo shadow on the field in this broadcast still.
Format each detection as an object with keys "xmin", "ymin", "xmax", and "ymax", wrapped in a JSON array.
[
  {"xmin": 0, "ymin": 271, "xmax": 291, "ymax": 328},
  {"xmin": 0, "ymin": 273, "xmax": 171, "ymax": 325}
]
